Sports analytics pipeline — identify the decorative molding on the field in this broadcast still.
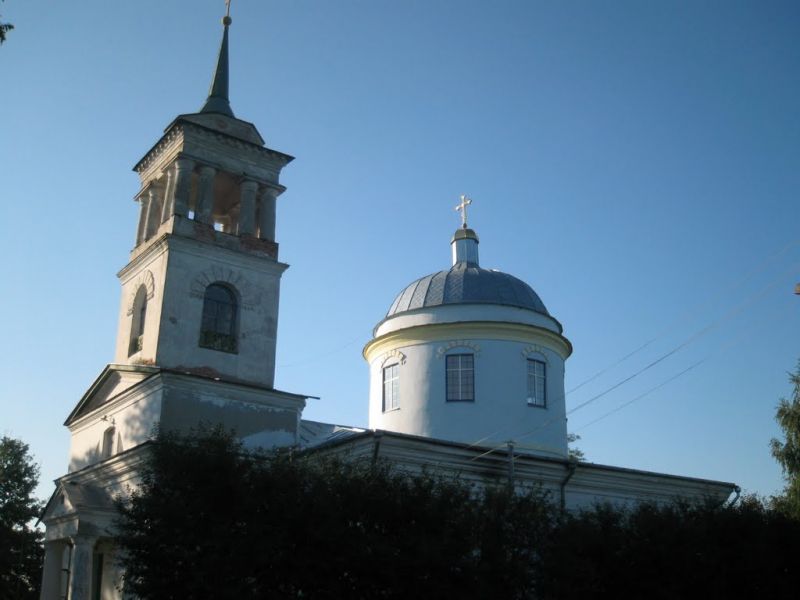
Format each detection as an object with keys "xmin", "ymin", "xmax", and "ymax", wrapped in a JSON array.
[
  {"xmin": 135, "ymin": 125, "xmax": 185, "ymax": 177},
  {"xmin": 435, "ymin": 340, "xmax": 481, "ymax": 359},
  {"xmin": 380, "ymin": 349, "xmax": 407, "ymax": 367},
  {"xmin": 126, "ymin": 270, "xmax": 155, "ymax": 315},
  {"xmin": 521, "ymin": 344, "xmax": 549, "ymax": 362},
  {"xmin": 189, "ymin": 266, "xmax": 260, "ymax": 311},
  {"xmin": 363, "ymin": 321, "xmax": 572, "ymax": 363}
]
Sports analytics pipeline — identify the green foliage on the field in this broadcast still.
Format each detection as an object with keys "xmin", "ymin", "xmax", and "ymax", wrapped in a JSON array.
[
  {"xmin": 770, "ymin": 361, "xmax": 800, "ymax": 517},
  {"xmin": 116, "ymin": 427, "xmax": 554, "ymax": 599},
  {"xmin": 538, "ymin": 495, "xmax": 800, "ymax": 599},
  {"xmin": 116, "ymin": 428, "xmax": 800, "ymax": 599},
  {"xmin": 0, "ymin": 0, "xmax": 12, "ymax": 45},
  {"xmin": 0, "ymin": 436, "xmax": 44, "ymax": 600},
  {"xmin": 566, "ymin": 432, "xmax": 585, "ymax": 461}
]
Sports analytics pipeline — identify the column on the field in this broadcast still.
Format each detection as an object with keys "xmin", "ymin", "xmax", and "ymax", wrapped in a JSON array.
[
  {"xmin": 39, "ymin": 541, "xmax": 65, "ymax": 600},
  {"xmin": 227, "ymin": 205, "xmax": 240, "ymax": 234},
  {"xmin": 238, "ymin": 179, "xmax": 258, "ymax": 236},
  {"xmin": 143, "ymin": 186, "xmax": 162, "ymax": 240},
  {"xmin": 172, "ymin": 157, "xmax": 195, "ymax": 217},
  {"xmin": 195, "ymin": 165, "xmax": 217, "ymax": 225},
  {"xmin": 67, "ymin": 536, "xmax": 96, "ymax": 600},
  {"xmin": 159, "ymin": 167, "xmax": 175, "ymax": 223},
  {"xmin": 258, "ymin": 187, "xmax": 277, "ymax": 241},
  {"xmin": 135, "ymin": 194, "xmax": 150, "ymax": 246}
]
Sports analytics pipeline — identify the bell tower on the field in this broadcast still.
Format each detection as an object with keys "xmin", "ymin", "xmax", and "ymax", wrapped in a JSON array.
[
  {"xmin": 39, "ymin": 11, "xmax": 309, "ymax": 599},
  {"xmin": 114, "ymin": 12, "xmax": 291, "ymax": 388}
]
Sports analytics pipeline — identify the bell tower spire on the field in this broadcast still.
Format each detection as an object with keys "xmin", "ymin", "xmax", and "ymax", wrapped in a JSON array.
[
  {"xmin": 200, "ymin": 2, "xmax": 234, "ymax": 117},
  {"xmin": 119, "ymin": 1, "xmax": 295, "ymax": 389}
]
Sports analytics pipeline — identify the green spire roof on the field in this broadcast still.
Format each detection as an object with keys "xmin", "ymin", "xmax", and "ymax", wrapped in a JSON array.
[{"xmin": 200, "ymin": 15, "xmax": 234, "ymax": 117}]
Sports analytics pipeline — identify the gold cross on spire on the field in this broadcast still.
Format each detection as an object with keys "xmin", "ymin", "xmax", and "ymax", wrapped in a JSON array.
[
  {"xmin": 225, "ymin": 0, "xmax": 232, "ymax": 18},
  {"xmin": 455, "ymin": 195, "xmax": 472, "ymax": 228}
]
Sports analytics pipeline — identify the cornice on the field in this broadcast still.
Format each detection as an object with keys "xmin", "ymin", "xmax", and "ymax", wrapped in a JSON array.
[
  {"xmin": 133, "ymin": 120, "xmax": 293, "ymax": 177},
  {"xmin": 363, "ymin": 321, "xmax": 573, "ymax": 363}
]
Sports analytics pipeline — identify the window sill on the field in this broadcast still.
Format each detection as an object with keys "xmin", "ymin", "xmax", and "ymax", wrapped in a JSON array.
[{"xmin": 199, "ymin": 331, "xmax": 238, "ymax": 354}]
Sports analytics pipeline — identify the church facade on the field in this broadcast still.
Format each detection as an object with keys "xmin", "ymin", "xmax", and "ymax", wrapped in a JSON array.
[{"xmin": 39, "ymin": 13, "xmax": 736, "ymax": 600}]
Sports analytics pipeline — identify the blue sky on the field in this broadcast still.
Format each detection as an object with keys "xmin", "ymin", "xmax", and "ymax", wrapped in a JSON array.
[{"xmin": 2, "ymin": 1, "xmax": 798, "ymax": 501}]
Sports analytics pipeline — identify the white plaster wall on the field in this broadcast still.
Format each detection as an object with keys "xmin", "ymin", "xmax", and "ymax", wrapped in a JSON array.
[
  {"xmin": 156, "ymin": 237, "xmax": 285, "ymax": 387},
  {"xmin": 116, "ymin": 234, "xmax": 287, "ymax": 388},
  {"xmin": 158, "ymin": 375, "xmax": 304, "ymax": 450},
  {"xmin": 114, "ymin": 242, "xmax": 169, "ymax": 365},
  {"xmin": 368, "ymin": 334, "xmax": 568, "ymax": 458},
  {"xmin": 68, "ymin": 384, "xmax": 162, "ymax": 473}
]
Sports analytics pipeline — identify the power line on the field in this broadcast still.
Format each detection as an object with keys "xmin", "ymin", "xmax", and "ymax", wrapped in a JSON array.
[
  {"xmin": 277, "ymin": 332, "xmax": 369, "ymax": 368},
  {"xmin": 575, "ymin": 359, "xmax": 705, "ymax": 432},
  {"xmin": 469, "ymin": 263, "xmax": 797, "ymax": 460},
  {"xmin": 565, "ymin": 238, "xmax": 799, "ymax": 396}
]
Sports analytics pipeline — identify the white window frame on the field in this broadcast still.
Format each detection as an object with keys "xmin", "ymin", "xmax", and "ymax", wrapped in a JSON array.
[
  {"xmin": 382, "ymin": 363, "xmax": 400, "ymax": 412},
  {"xmin": 526, "ymin": 358, "xmax": 546, "ymax": 408},
  {"xmin": 446, "ymin": 354, "xmax": 475, "ymax": 402}
]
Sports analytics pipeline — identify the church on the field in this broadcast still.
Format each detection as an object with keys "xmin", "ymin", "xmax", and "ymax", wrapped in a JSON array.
[{"xmin": 39, "ymin": 12, "xmax": 737, "ymax": 600}]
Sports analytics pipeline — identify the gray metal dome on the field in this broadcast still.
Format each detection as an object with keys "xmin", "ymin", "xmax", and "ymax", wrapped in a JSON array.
[{"xmin": 386, "ymin": 262, "xmax": 550, "ymax": 317}]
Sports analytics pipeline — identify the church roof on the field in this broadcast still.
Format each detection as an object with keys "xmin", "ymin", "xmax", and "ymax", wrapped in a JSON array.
[{"xmin": 386, "ymin": 261, "xmax": 551, "ymax": 318}]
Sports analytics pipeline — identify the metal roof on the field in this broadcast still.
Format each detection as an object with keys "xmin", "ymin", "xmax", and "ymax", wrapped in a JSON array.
[{"xmin": 386, "ymin": 261, "xmax": 550, "ymax": 317}]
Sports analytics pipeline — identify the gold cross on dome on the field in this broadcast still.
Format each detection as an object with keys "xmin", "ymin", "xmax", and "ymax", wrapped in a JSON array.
[{"xmin": 455, "ymin": 195, "xmax": 472, "ymax": 228}]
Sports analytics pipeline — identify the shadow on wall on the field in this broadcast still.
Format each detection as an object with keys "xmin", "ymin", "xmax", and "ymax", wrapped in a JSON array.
[{"xmin": 68, "ymin": 398, "xmax": 162, "ymax": 473}]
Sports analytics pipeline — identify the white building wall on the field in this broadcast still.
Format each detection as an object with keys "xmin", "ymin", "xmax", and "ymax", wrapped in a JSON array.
[
  {"xmin": 367, "ymin": 331, "xmax": 568, "ymax": 458},
  {"xmin": 115, "ymin": 232, "xmax": 287, "ymax": 388},
  {"xmin": 67, "ymin": 379, "xmax": 162, "ymax": 473}
]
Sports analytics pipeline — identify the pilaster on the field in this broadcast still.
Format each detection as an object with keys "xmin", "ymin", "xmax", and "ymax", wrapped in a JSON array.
[{"xmin": 67, "ymin": 535, "xmax": 96, "ymax": 600}]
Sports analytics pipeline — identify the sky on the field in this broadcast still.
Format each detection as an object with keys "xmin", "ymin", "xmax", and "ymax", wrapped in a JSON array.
[{"xmin": 1, "ymin": 1, "xmax": 798, "ymax": 502}]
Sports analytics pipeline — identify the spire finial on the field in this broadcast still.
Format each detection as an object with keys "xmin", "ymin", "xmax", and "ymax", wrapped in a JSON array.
[
  {"xmin": 455, "ymin": 195, "xmax": 472, "ymax": 229},
  {"xmin": 451, "ymin": 195, "xmax": 479, "ymax": 266},
  {"xmin": 200, "ymin": 2, "xmax": 235, "ymax": 117}
]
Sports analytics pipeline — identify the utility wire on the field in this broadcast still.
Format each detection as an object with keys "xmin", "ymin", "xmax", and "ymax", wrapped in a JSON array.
[
  {"xmin": 575, "ymin": 359, "xmax": 706, "ymax": 432},
  {"xmin": 468, "ymin": 263, "xmax": 798, "ymax": 462},
  {"xmin": 565, "ymin": 238, "xmax": 799, "ymax": 396},
  {"xmin": 573, "ymin": 296, "xmax": 788, "ymax": 433},
  {"xmin": 465, "ymin": 243, "xmax": 799, "ymax": 451},
  {"xmin": 277, "ymin": 332, "xmax": 369, "ymax": 368}
]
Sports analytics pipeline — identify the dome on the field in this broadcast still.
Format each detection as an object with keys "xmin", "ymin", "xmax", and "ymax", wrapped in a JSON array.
[{"xmin": 386, "ymin": 261, "xmax": 550, "ymax": 318}]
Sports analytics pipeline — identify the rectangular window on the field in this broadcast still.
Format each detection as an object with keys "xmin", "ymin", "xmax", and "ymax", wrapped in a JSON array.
[
  {"xmin": 527, "ymin": 359, "xmax": 546, "ymax": 408},
  {"xmin": 446, "ymin": 354, "xmax": 474, "ymax": 402},
  {"xmin": 383, "ymin": 364, "xmax": 399, "ymax": 411}
]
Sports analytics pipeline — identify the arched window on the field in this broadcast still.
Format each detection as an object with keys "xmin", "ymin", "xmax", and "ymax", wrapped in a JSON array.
[
  {"xmin": 199, "ymin": 283, "xmax": 238, "ymax": 353},
  {"xmin": 101, "ymin": 427, "xmax": 115, "ymax": 459},
  {"xmin": 128, "ymin": 286, "xmax": 147, "ymax": 356}
]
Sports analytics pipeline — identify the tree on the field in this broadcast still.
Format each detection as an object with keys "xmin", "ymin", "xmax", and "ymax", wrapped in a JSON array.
[
  {"xmin": 116, "ymin": 428, "xmax": 800, "ymax": 599},
  {"xmin": 0, "ymin": 1, "xmax": 13, "ymax": 45},
  {"xmin": 0, "ymin": 436, "xmax": 44, "ymax": 600},
  {"xmin": 116, "ymin": 427, "xmax": 554, "ymax": 599},
  {"xmin": 567, "ymin": 432, "xmax": 585, "ymax": 461},
  {"xmin": 770, "ymin": 360, "xmax": 800, "ymax": 518}
]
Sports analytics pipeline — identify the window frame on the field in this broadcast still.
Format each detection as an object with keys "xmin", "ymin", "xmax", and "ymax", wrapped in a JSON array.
[
  {"xmin": 128, "ymin": 286, "xmax": 148, "ymax": 356},
  {"xmin": 198, "ymin": 282, "xmax": 239, "ymax": 354},
  {"xmin": 446, "ymin": 353, "xmax": 475, "ymax": 402},
  {"xmin": 526, "ymin": 358, "xmax": 547, "ymax": 408},
  {"xmin": 101, "ymin": 426, "xmax": 115, "ymax": 459},
  {"xmin": 382, "ymin": 363, "xmax": 400, "ymax": 412}
]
